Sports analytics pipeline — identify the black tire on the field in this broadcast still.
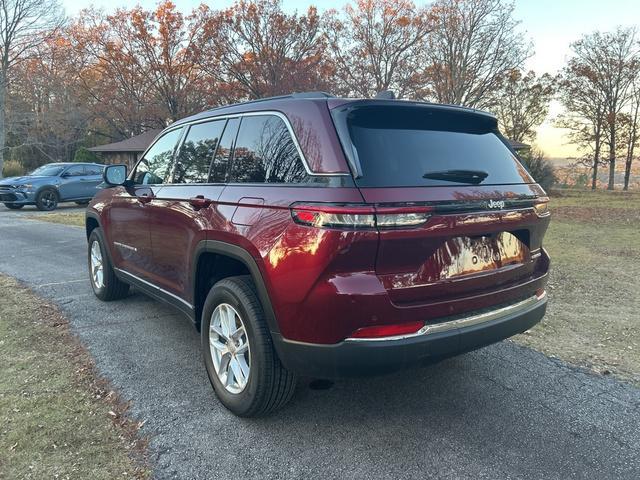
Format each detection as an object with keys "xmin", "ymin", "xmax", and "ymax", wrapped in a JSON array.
[
  {"xmin": 202, "ymin": 276, "xmax": 296, "ymax": 417},
  {"xmin": 35, "ymin": 188, "xmax": 59, "ymax": 211},
  {"xmin": 75, "ymin": 200, "xmax": 90, "ymax": 206},
  {"xmin": 4, "ymin": 203, "xmax": 24, "ymax": 210},
  {"xmin": 88, "ymin": 227, "xmax": 129, "ymax": 301}
]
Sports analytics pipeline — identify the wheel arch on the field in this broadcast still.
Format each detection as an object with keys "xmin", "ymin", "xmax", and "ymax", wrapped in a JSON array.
[
  {"xmin": 85, "ymin": 212, "xmax": 101, "ymax": 240},
  {"xmin": 85, "ymin": 212, "xmax": 118, "ymax": 273},
  {"xmin": 192, "ymin": 240, "xmax": 280, "ymax": 335},
  {"xmin": 35, "ymin": 184, "xmax": 60, "ymax": 200}
]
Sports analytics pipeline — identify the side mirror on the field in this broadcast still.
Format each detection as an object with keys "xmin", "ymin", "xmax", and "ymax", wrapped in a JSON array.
[{"xmin": 103, "ymin": 164, "xmax": 128, "ymax": 186}]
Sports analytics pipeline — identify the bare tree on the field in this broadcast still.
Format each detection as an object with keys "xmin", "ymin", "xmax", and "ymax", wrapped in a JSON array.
[
  {"xmin": 567, "ymin": 28, "xmax": 640, "ymax": 190},
  {"xmin": 557, "ymin": 57, "xmax": 608, "ymax": 190},
  {"xmin": 0, "ymin": 0, "xmax": 64, "ymax": 177},
  {"xmin": 493, "ymin": 69, "xmax": 554, "ymax": 143},
  {"xmin": 623, "ymin": 83, "xmax": 640, "ymax": 190},
  {"xmin": 424, "ymin": 0, "xmax": 530, "ymax": 110},
  {"xmin": 324, "ymin": 0, "xmax": 432, "ymax": 98}
]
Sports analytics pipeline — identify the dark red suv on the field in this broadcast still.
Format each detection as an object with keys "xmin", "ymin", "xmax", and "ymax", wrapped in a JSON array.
[{"xmin": 86, "ymin": 93, "xmax": 550, "ymax": 416}]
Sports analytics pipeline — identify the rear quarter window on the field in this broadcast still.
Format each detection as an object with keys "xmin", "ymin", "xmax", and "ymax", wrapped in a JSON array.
[
  {"xmin": 228, "ymin": 115, "xmax": 307, "ymax": 184},
  {"xmin": 335, "ymin": 105, "xmax": 532, "ymax": 187}
]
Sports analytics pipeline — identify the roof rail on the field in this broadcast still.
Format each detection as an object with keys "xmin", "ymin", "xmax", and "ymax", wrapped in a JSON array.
[
  {"xmin": 291, "ymin": 91, "xmax": 335, "ymax": 99},
  {"xmin": 206, "ymin": 91, "xmax": 335, "ymax": 112}
]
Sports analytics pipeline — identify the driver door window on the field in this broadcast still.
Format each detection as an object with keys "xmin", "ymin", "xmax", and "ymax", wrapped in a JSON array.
[
  {"xmin": 134, "ymin": 128, "xmax": 183, "ymax": 185},
  {"xmin": 64, "ymin": 165, "xmax": 86, "ymax": 177}
]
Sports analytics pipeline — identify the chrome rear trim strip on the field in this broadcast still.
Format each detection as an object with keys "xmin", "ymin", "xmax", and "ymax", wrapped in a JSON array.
[{"xmin": 345, "ymin": 292, "xmax": 547, "ymax": 342}]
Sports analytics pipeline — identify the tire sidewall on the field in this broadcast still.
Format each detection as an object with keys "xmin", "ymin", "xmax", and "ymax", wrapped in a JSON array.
[{"xmin": 201, "ymin": 281, "xmax": 266, "ymax": 414}]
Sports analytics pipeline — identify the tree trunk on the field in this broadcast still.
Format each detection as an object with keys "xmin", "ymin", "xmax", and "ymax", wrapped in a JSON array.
[
  {"xmin": 591, "ymin": 124, "xmax": 601, "ymax": 190},
  {"xmin": 607, "ymin": 123, "xmax": 616, "ymax": 190},
  {"xmin": 624, "ymin": 154, "xmax": 634, "ymax": 190},
  {"xmin": 623, "ymin": 101, "xmax": 639, "ymax": 191},
  {"xmin": 0, "ymin": 73, "xmax": 6, "ymax": 179}
]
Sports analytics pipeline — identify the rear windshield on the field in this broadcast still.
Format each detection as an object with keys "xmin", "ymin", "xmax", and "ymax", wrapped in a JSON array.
[{"xmin": 335, "ymin": 105, "xmax": 531, "ymax": 187}]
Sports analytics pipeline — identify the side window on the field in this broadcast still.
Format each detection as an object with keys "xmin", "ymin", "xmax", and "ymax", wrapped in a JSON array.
[
  {"xmin": 173, "ymin": 120, "xmax": 226, "ymax": 184},
  {"xmin": 134, "ymin": 128, "xmax": 183, "ymax": 185},
  {"xmin": 85, "ymin": 165, "xmax": 104, "ymax": 176},
  {"xmin": 229, "ymin": 115, "xmax": 306, "ymax": 183},
  {"xmin": 64, "ymin": 165, "xmax": 85, "ymax": 177},
  {"xmin": 210, "ymin": 117, "xmax": 240, "ymax": 183}
]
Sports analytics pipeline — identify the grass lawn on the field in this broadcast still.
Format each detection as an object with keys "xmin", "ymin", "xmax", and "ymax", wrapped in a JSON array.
[
  {"xmin": 0, "ymin": 275, "xmax": 149, "ymax": 479},
  {"xmin": 26, "ymin": 212, "xmax": 85, "ymax": 227},
  {"xmin": 514, "ymin": 189, "xmax": 640, "ymax": 386}
]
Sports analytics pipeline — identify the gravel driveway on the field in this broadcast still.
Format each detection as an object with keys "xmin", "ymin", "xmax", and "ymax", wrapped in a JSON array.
[{"xmin": 1, "ymin": 207, "xmax": 639, "ymax": 479}]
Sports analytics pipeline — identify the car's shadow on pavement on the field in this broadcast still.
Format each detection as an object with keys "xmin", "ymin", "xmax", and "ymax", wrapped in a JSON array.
[{"xmin": 69, "ymin": 287, "xmax": 639, "ymax": 480}]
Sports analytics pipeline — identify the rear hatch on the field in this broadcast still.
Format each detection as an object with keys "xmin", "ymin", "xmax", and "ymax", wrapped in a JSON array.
[{"xmin": 331, "ymin": 101, "xmax": 550, "ymax": 307}]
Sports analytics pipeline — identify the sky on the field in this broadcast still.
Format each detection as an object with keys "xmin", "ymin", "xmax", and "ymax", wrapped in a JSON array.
[{"xmin": 61, "ymin": 0, "xmax": 640, "ymax": 159}]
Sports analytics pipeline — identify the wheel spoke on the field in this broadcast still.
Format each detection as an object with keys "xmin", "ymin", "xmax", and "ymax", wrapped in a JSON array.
[
  {"xmin": 235, "ymin": 342, "xmax": 249, "ymax": 355},
  {"xmin": 229, "ymin": 358, "xmax": 246, "ymax": 387},
  {"xmin": 236, "ymin": 355, "xmax": 250, "ymax": 381},
  {"xmin": 230, "ymin": 326, "xmax": 245, "ymax": 341},
  {"xmin": 211, "ymin": 323, "xmax": 226, "ymax": 340},
  {"xmin": 219, "ymin": 352, "xmax": 231, "ymax": 375},
  {"xmin": 210, "ymin": 337, "xmax": 227, "ymax": 354},
  {"xmin": 220, "ymin": 306, "xmax": 232, "ymax": 338}
]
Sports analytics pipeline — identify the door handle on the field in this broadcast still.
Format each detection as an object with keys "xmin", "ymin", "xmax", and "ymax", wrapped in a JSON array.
[
  {"xmin": 189, "ymin": 195, "xmax": 212, "ymax": 209},
  {"xmin": 137, "ymin": 193, "xmax": 154, "ymax": 204}
]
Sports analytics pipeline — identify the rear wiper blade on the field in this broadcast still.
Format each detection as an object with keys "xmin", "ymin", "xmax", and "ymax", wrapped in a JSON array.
[{"xmin": 422, "ymin": 169, "xmax": 489, "ymax": 185}]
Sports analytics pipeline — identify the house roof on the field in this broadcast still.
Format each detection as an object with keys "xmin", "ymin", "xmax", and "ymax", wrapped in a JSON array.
[{"xmin": 88, "ymin": 129, "xmax": 162, "ymax": 153}]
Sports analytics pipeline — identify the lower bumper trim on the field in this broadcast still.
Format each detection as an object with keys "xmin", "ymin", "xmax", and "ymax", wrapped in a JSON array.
[{"xmin": 272, "ymin": 295, "xmax": 547, "ymax": 378}]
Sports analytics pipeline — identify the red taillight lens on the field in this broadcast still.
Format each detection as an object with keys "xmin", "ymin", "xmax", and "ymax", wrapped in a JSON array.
[
  {"xmin": 291, "ymin": 204, "xmax": 432, "ymax": 230},
  {"xmin": 349, "ymin": 321, "xmax": 424, "ymax": 339},
  {"xmin": 291, "ymin": 205, "xmax": 376, "ymax": 229}
]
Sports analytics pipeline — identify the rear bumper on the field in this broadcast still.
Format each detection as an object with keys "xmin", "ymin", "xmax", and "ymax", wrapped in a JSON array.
[{"xmin": 273, "ymin": 293, "xmax": 547, "ymax": 378}]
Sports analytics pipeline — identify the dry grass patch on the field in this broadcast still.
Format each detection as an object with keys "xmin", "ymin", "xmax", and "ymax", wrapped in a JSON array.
[
  {"xmin": 514, "ymin": 191, "xmax": 640, "ymax": 386},
  {"xmin": 25, "ymin": 212, "xmax": 85, "ymax": 227},
  {"xmin": 0, "ymin": 275, "xmax": 149, "ymax": 479}
]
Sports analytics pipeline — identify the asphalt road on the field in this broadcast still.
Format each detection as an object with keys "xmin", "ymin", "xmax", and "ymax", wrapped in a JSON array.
[{"xmin": 1, "ymin": 206, "xmax": 639, "ymax": 479}]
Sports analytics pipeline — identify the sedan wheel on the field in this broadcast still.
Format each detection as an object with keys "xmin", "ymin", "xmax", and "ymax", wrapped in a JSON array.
[{"xmin": 209, "ymin": 303, "xmax": 251, "ymax": 394}]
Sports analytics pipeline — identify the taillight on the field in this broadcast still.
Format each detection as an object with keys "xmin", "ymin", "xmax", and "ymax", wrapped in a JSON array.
[
  {"xmin": 533, "ymin": 197, "xmax": 550, "ymax": 217},
  {"xmin": 291, "ymin": 204, "xmax": 432, "ymax": 230},
  {"xmin": 349, "ymin": 321, "xmax": 425, "ymax": 339},
  {"xmin": 291, "ymin": 205, "xmax": 376, "ymax": 229}
]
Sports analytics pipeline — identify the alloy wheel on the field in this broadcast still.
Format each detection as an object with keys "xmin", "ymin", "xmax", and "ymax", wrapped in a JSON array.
[
  {"xmin": 41, "ymin": 191, "xmax": 57, "ymax": 209},
  {"xmin": 90, "ymin": 240, "xmax": 104, "ymax": 289},
  {"xmin": 209, "ymin": 303, "xmax": 251, "ymax": 394}
]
